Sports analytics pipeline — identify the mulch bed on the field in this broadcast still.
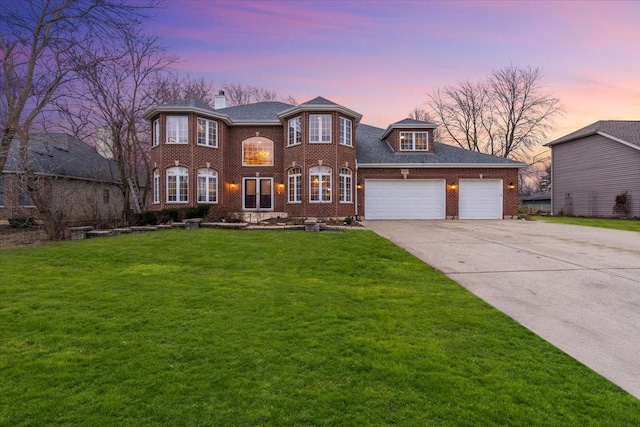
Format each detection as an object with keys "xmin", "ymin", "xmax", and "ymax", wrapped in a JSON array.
[{"xmin": 0, "ymin": 226, "xmax": 49, "ymax": 250}]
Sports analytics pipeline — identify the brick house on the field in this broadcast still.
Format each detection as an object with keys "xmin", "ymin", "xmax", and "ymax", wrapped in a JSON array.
[
  {"xmin": 0, "ymin": 133, "xmax": 124, "ymax": 225},
  {"xmin": 144, "ymin": 94, "xmax": 524, "ymax": 220}
]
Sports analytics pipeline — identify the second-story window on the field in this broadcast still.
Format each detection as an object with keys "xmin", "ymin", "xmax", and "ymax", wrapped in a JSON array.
[
  {"xmin": 340, "ymin": 117, "xmax": 352, "ymax": 146},
  {"xmin": 309, "ymin": 114, "xmax": 331, "ymax": 143},
  {"xmin": 197, "ymin": 118, "xmax": 217, "ymax": 147},
  {"xmin": 242, "ymin": 137, "xmax": 274, "ymax": 166},
  {"xmin": 166, "ymin": 116, "xmax": 188, "ymax": 144},
  {"xmin": 400, "ymin": 132, "xmax": 428, "ymax": 151},
  {"xmin": 153, "ymin": 119, "xmax": 160, "ymax": 147},
  {"xmin": 288, "ymin": 116, "xmax": 301, "ymax": 146}
]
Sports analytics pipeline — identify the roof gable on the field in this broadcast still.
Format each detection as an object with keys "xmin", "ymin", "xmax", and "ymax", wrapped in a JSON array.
[{"xmin": 546, "ymin": 120, "xmax": 640, "ymax": 149}]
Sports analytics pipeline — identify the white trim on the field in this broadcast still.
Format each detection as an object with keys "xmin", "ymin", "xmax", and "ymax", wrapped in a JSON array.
[
  {"xmin": 357, "ymin": 163, "xmax": 526, "ymax": 169},
  {"xmin": 340, "ymin": 117, "xmax": 353, "ymax": 147},
  {"xmin": 399, "ymin": 131, "xmax": 429, "ymax": 151},
  {"xmin": 364, "ymin": 179, "xmax": 446, "ymax": 220},
  {"xmin": 196, "ymin": 118, "xmax": 218, "ymax": 147},
  {"xmin": 242, "ymin": 177, "xmax": 274, "ymax": 211}
]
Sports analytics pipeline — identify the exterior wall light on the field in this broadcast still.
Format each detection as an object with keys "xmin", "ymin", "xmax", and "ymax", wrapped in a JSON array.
[
  {"xmin": 449, "ymin": 182, "xmax": 457, "ymax": 190},
  {"xmin": 356, "ymin": 182, "xmax": 363, "ymax": 190},
  {"xmin": 228, "ymin": 182, "xmax": 238, "ymax": 190},
  {"xmin": 508, "ymin": 182, "xmax": 515, "ymax": 189}
]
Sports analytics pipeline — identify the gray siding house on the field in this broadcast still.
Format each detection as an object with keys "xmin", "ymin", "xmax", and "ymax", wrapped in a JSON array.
[{"xmin": 546, "ymin": 121, "xmax": 640, "ymax": 217}]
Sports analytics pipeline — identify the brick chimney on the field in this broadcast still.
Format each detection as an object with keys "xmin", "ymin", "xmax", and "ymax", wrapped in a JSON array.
[{"xmin": 214, "ymin": 90, "xmax": 228, "ymax": 109}]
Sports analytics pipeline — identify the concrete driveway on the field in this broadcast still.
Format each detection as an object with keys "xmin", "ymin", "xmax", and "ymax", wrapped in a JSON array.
[{"xmin": 361, "ymin": 220, "xmax": 640, "ymax": 398}]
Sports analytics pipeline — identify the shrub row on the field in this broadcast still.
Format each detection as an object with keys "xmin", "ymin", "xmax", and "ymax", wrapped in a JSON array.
[{"xmin": 132, "ymin": 205, "xmax": 243, "ymax": 226}]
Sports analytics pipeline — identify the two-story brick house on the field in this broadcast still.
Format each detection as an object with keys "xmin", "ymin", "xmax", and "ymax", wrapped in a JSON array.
[{"xmin": 144, "ymin": 94, "xmax": 524, "ymax": 220}]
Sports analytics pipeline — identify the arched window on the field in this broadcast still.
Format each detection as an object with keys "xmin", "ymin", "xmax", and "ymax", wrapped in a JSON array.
[
  {"xmin": 242, "ymin": 137, "xmax": 274, "ymax": 166},
  {"xmin": 153, "ymin": 169, "xmax": 160, "ymax": 204},
  {"xmin": 166, "ymin": 166, "xmax": 188, "ymax": 203},
  {"xmin": 339, "ymin": 167, "xmax": 352, "ymax": 203},
  {"xmin": 288, "ymin": 167, "xmax": 302, "ymax": 203},
  {"xmin": 197, "ymin": 168, "xmax": 218, "ymax": 203},
  {"xmin": 309, "ymin": 165, "xmax": 331, "ymax": 203}
]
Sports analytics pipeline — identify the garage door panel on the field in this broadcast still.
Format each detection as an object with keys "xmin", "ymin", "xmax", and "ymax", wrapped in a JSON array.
[
  {"xmin": 365, "ymin": 179, "xmax": 445, "ymax": 220},
  {"xmin": 459, "ymin": 179, "xmax": 503, "ymax": 219}
]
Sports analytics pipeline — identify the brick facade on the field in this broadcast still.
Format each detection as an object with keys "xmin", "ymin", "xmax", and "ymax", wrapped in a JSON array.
[{"xmin": 147, "ymin": 97, "xmax": 521, "ymax": 220}]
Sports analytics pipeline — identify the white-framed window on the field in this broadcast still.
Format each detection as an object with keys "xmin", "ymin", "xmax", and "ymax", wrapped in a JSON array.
[
  {"xmin": 166, "ymin": 116, "xmax": 188, "ymax": 144},
  {"xmin": 153, "ymin": 169, "xmax": 160, "ymax": 204},
  {"xmin": 339, "ymin": 167, "xmax": 352, "ymax": 203},
  {"xmin": 340, "ymin": 117, "xmax": 352, "ymax": 146},
  {"xmin": 197, "ymin": 118, "xmax": 217, "ymax": 147},
  {"xmin": 400, "ymin": 132, "xmax": 429, "ymax": 151},
  {"xmin": 309, "ymin": 165, "xmax": 331, "ymax": 202},
  {"xmin": 153, "ymin": 119, "xmax": 160, "ymax": 147},
  {"xmin": 197, "ymin": 168, "xmax": 218, "ymax": 203},
  {"xmin": 309, "ymin": 114, "xmax": 331, "ymax": 143},
  {"xmin": 166, "ymin": 166, "xmax": 188, "ymax": 203},
  {"xmin": 242, "ymin": 137, "xmax": 274, "ymax": 166},
  {"xmin": 288, "ymin": 167, "xmax": 302, "ymax": 203},
  {"xmin": 288, "ymin": 116, "xmax": 302, "ymax": 146}
]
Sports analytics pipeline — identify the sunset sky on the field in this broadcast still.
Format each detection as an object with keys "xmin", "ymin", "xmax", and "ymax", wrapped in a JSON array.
[{"xmin": 153, "ymin": 0, "xmax": 639, "ymax": 146}]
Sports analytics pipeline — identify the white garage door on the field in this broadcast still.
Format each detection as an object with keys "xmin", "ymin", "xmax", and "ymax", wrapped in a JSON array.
[
  {"xmin": 459, "ymin": 179, "xmax": 503, "ymax": 219},
  {"xmin": 365, "ymin": 179, "xmax": 446, "ymax": 219}
]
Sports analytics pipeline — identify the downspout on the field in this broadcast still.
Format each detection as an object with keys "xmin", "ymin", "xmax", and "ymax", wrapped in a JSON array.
[{"xmin": 354, "ymin": 158, "xmax": 359, "ymax": 219}]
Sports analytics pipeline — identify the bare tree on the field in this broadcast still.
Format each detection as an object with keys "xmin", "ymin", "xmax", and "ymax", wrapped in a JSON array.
[
  {"xmin": 428, "ymin": 81, "xmax": 493, "ymax": 153},
  {"xmin": 152, "ymin": 74, "xmax": 216, "ymax": 105},
  {"xmin": 407, "ymin": 106, "xmax": 442, "ymax": 142},
  {"xmin": 221, "ymin": 82, "xmax": 297, "ymax": 106},
  {"xmin": 58, "ymin": 27, "xmax": 176, "ymax": 223},
  {"xmin": 427, "ymin": 65, "xmax": 563, "ymax": 160},
  {"xmin": 488, "ymin": 65, "xmax": 563, "ymax": 159},
  {"xmin": 0, "ymin": 0, "xmax": 157, "ymax": 239}
]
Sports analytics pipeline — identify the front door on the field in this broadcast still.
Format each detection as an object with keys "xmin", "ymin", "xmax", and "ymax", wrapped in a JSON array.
[{"xmin": 243, "ymin": 178, "xmax": 273, "ymax": 211}]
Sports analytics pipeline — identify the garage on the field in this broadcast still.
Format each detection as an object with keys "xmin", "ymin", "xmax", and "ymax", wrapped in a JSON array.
[
  {"xmin": 459, "ymin": 179, "xmax": 503, "ymax": 219},
  {"xmin": 365, "ymin": 179, "xmax": 446, "ymax": 219}
]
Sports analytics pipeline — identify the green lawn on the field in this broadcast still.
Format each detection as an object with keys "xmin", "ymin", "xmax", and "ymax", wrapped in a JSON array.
[
  {"xmin": 532, "ymin": 215, "xmax": 640, "ymax": 232},
  {"xmin": 1, "ymin": 229, "xmax": 638, "ymax": 426}
]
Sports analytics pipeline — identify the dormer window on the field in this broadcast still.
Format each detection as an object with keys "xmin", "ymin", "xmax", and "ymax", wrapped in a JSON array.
[
  {"xmin": 400, "ymin": 132, "xmax": 428, "ymax": 151},
  {"xmin": 309, "ymin": 114, "xmax": 331, "ymax": 143}
]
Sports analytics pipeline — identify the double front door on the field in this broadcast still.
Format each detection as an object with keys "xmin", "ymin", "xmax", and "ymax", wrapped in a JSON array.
[{"xmin": 243, "ymin": 178, "xmax": 273, "ymax": 210}]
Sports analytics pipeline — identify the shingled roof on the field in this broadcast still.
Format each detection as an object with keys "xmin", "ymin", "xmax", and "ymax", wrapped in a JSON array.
[
  {"xmin": 546, "ymin": 120, "xmax": 640, "ymax": 148},
  {"xmin": 356, "ymin": 124, "xmax": 524, "ymax": 167},
  {"xmin": 3, "ymin": 133, "xmax": 121, "ymax": 183}
]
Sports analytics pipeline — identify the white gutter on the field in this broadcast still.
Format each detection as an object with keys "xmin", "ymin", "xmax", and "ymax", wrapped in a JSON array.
[{"xmin": 356, "ymin": 162, "xmax": 526, "ymax": 169}]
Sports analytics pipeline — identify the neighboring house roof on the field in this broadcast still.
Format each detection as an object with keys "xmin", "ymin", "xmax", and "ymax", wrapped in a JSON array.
[
  {"xmin": 356, "ymin": 124, "xmax": 525, "ymax": 168},
  {"xmin": 520, "ymin": 191, "xmax": 551, "ymax": 202},
  {"xmin": 2, "ymin": 133, "xmax": 121, "ymax": 183},
  {"xmin": 545, "ymin": 120, "xmax": 640, "ymax": 150}
]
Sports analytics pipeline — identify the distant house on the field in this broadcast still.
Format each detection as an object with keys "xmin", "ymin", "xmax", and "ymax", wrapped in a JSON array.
[
  {"xmin": 0, "ymin": 133, "xmax": 125, "ymax": 225},
  {"xmin": 520, "ymin": 191, "xmax": 551, "ymax": 213},
  {"xmin": 144, "ymin": 94, "xmax": 525, "ymax": 220},
  {"xmin": 545, "ymin": 121, "xmax": 640, "ymax": 217}
]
